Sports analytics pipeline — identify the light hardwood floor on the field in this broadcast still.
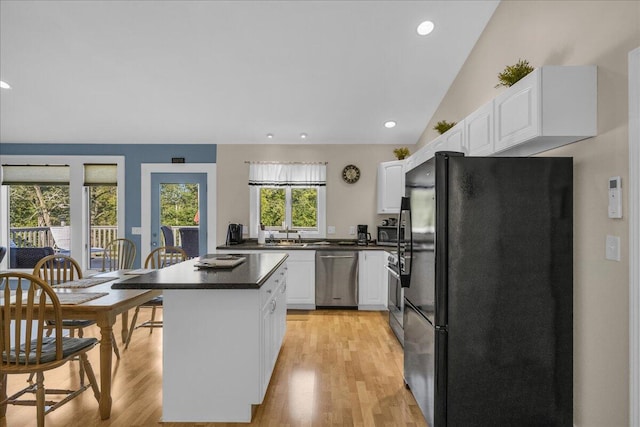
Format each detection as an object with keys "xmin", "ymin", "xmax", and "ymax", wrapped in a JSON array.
[{"xmin": 2, "ymin": 309, "xmax": 427, "ymax": 427}]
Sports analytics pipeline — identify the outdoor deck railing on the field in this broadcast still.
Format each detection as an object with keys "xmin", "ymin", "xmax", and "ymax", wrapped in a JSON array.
[
  {"xmin": 10, "ymin": 226, "xmax": 194, "ymax": 250},
  {"xmin": 10, "ymin": 226, "xmax": 119, "ymax": 250}
]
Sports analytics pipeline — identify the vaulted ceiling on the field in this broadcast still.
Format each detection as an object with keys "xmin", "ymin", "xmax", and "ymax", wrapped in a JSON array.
[{"xmin": 0, "ymin": 1, "xmax": 499, "ymax": 145}]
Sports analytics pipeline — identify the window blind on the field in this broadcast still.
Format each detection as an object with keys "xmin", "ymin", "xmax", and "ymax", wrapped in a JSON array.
[
  {"xmin": 1, "ymin": 165, "xmax": 70, "ymax": 185},
  {"xmin": 84, "ymin": 164, "xmax": 117, "ymax": 186}
]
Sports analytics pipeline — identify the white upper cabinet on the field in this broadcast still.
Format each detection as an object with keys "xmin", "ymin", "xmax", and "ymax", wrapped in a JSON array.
[
  {"xmin": 443, "ymin": 121, "xmax": 466, "ymax": 153},
  {"xmin": 465, "ymin": 101, "xmax": 494, "ymax": 156},
  {"xmin": 406, "ymin": 144, "xmax": 433, "ymax": 172},
  {"xmin": 493, "ymin": 65, "xmax": 597, "ymax": 156},
  {"xmin": 400, "ymin": 65, "xmax": 597, "ymax": 169},
  {"xmin": 377, "ymin": 160, "xmax": 405, "ymax": 214}
]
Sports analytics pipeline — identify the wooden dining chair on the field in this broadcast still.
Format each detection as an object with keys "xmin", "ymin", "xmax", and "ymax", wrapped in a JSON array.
[
  {"xmin": 124, "ymin": 246, "xmax": 187, "ymax": 349},
  {"xmin": 0, "ymin": 272, "xmax": 100, "ymax": 427},
  {"xmin": 101, "ymin": 238, "xmax": 136, "ymax": 272},
  {"xmin": 32, "ymin": 254, "xmax": 120, "ymax": 360}
]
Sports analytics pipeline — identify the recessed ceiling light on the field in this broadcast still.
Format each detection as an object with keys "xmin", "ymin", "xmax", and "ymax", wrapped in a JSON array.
[
  {"xmin": 300, "ymin": 133, "xmax": 308, "ymax": 139},
  {"xmin": 0, "ymin": 81, "xmax": 11, "ymax": 89},
  {"xmin": 417, "ymin": 21, "xmax": 435, "ymax": 36},
  {"xmin": 266, "ymin": 133, "xmax": 274, "ymax": 139},
  {"xmin": 384, "ymin": 121, "xmax": 397, "ymax": 129}
]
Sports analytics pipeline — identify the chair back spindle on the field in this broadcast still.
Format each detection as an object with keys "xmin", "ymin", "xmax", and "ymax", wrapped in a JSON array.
[
  {"xmin": 102, "ymin": 238, "xmax": 136, "ymax": 271},
  {"xmin": 0, "ymin": 273, "xmax": 64, "ymax": 369},
  {"xmin": 145, "ymin": 246, "xmax": 187, "ymax": 269},
  {"xmin": 33, "ymin": 254, "xmax": 83, "ymax": 286}
]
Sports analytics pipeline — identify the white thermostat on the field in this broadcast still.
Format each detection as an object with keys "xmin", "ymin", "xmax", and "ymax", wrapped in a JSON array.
[{"xmin": 608, "ymin": 176, "xmax": 622, "ymax": 218}]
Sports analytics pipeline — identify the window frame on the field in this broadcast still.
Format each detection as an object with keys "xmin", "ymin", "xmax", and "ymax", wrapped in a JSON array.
[
  {"xmin": 0, "ymin": 155, "xmax": 125, "ymax": 271},
  {"xmin": 249, "ymin": 184, "xmax": 326, "ymax": 239}
]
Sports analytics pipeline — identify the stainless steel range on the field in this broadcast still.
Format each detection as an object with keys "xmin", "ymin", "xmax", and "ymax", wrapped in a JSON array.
[{"xmin": 387, "ymin": 251, "xmax": 403, "ymax": 346}]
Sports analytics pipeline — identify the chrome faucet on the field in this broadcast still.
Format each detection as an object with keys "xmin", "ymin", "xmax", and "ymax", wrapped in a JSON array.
[{"xmin": 277, "ymin": 227, "xmax": 301, "ymax": 243}]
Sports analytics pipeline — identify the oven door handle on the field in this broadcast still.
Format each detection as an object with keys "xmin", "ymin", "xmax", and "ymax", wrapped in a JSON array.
[{"xmin": 386, "ymin": 265, "xmax": 401, "ymax": 280}]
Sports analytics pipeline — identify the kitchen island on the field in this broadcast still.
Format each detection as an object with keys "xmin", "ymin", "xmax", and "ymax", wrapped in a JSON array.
[{"xmin": 112, "ymin": 252, "xmax": 288, "ymax": 423}]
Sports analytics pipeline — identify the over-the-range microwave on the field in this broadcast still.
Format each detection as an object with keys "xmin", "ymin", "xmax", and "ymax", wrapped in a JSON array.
[{"xmin": 377, "ymin": 226, "xmax": 404, "ymax": 247}]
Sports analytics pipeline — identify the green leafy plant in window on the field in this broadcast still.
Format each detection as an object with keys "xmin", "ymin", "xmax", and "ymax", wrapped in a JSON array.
[
  {"xmin": 495, "ymin": 59, "xmax": 535, "ymax": 88},
  {"xmin": 434, "ymin": 120, "xmax": 457, "ymax": 135}
]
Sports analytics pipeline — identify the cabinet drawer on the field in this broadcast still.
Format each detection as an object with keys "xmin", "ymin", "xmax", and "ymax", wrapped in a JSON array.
[{"xmin": 261, "ymin": 264, "xmax": 286, "ymax": 306}]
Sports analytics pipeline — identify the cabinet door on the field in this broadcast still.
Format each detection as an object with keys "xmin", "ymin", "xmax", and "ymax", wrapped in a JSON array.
[
  {"xmin": 431, "ymin": 134, "xmax": 446, "ymax": 153},
  {"xmin": 260, "ymin": 301, "xmax": 273, "ymax": 399},
  {"xmin": 285, "ymin": 251, "xmax": 315, "ymax": 307},
  {"xmin": 377, "ymin": 160, "xmax": 405, "ymax": 214},
  {"xmin": 494, "ymin": 70, "xmax": 540, "ymax": 152},
  {"xmin": 465, "ymin": 101, "xmax": 494, "ymax": 156},
  {"xmin": 276, "ymin": 277, "xmax": 287, "ymax": 348},
  {"xmin": 444, "ymin": 122, "xmax": 465, "ymax": 153},
  {"xmin": 358, "ymin": 251, "xmax": 387, "ymax": 309}
]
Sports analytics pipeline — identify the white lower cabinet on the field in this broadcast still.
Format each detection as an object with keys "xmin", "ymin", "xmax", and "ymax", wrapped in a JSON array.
[
  {"xmin": 358, "ymin": 251, "xmax": 387, "ymax": 310},
  {"xmin": 285, "ymin": 250, "xmax": 315, "ymax": 309},
  {"xmin": 219, "ymin": 249, "xmax": 315, "ymax": 309},
  {"xmin": 163, "ymin": 260, "xmax": 286, "ymax": 422},
  {"xmin": 260, "ymin": 264, "xmax": 287, "ymax": 400}
]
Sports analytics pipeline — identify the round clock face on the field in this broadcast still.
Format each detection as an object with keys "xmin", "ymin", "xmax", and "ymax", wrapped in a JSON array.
[{"xmin": 342, "ymin": 164, "xmax": 360, "ymax": 183}]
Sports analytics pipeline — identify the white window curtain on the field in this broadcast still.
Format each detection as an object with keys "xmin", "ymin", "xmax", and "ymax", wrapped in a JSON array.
[{"xmin": 249, "ymin": 163, "xmax": 326, "ymax": 186}]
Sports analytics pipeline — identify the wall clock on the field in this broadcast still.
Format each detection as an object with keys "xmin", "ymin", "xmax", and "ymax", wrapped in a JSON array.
[{"xmin": 342, "ymin": 164, "xmax": 360, "ymax": 184}]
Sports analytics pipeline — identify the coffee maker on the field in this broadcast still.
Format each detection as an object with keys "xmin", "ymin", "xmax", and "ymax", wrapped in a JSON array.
[
  {"xmin": 225, "ymin": 224, "xmax": 244, "ymax": 245},
  {"xmin": 357, "ymin": 224, "xmax": 371, "ymax": 246}
]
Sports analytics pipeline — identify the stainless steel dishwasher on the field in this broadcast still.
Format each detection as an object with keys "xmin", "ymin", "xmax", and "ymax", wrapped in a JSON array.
[{"xmin": 315, "ymin": 251, "xmax": 359, "ymax": 307}]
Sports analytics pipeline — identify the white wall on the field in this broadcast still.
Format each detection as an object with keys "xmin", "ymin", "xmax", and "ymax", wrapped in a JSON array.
[{"xmin": 417, "ymin": 1, "xmax": 639, "ymax": 425}]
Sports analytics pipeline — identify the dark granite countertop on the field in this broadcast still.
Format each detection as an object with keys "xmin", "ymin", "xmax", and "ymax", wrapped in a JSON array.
[
  {"xmin": 217, "ymin": 239, "xmax": 394, "ymax": 251},
  {"xmin": 111, "ymin": 252, "xmax": 288, "ymax": 290}
]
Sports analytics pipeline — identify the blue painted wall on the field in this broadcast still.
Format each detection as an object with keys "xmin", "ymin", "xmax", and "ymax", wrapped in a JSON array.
[{"xmin": 0, "ymin": 143, "xmax": 216, "ymax": 266}]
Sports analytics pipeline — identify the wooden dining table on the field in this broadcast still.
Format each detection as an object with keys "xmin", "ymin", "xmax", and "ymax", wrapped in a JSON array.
[{"xmin": 6, "ymin": 270, "xmax": 161, "ymax": 420}]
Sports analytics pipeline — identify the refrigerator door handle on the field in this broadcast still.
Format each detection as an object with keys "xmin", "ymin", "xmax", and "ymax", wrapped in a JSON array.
[{"xmin": 399, "ymin": 196, "xmax": 412, "ymax": 288}]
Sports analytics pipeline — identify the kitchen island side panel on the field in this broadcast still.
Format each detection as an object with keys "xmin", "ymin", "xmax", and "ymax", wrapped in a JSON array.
[{"xmin": 162, "ymin": 289, "xmax": 261, "ymax": 422}]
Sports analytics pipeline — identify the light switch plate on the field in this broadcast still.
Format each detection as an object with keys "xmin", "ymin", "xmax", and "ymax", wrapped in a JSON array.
[
  {"xmin": 605, "ymin": 234, "xmax": 621, "ymax": 261},
  {"xmin": 327, "ymin": 226, "xmax": 336, "ymax": 234},
  {"xmin": 349, "ymin": 226, "xmax": 355, "ymax": 235}
]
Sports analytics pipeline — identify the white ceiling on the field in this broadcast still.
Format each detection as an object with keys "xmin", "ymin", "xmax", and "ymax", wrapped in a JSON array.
[{"xmin": 0, "ymin": 1, "xmax": 499, "ymax": 145}]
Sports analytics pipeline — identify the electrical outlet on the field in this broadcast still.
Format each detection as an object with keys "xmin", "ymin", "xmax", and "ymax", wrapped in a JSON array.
[
  {"xmin": 328, "ymin": 226, "xmax": 336, "ymax": 234},
  {"xmin": 349, "ymin": 226, "xmax": 356, "ymax": 235}
]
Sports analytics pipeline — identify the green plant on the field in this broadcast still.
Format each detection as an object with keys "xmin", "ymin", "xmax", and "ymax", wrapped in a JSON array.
[
  {"xmin": 393, "ymin": 147, "xmax": 410, "ymax": 160},
  {"xmin": 495, "ymin": 59, "xmax": 535, "ymax": 88},
  {"xmin": 434, "ymin": 120, "xmax": 457, "ymax": 135}
]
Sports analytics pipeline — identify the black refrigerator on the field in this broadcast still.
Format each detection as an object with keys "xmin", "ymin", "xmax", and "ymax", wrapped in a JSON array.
[{"xmin": 399, "ymin": 152, "xmax": 573, "ymax": 427}]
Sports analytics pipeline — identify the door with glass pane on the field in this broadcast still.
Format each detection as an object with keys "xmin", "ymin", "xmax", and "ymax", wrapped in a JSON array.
[{"xmin": 150, "ymin": 173, "xmax": 207, "ymax": 258}]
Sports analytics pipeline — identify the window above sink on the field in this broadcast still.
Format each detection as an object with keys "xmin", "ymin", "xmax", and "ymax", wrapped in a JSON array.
[{"xmin": 248, "ymin": 162, "xmax": 326, "ymax": 240}]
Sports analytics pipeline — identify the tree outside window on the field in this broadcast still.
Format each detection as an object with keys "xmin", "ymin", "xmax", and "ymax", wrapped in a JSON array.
[{"xmin": 259, "ymin": 187, "xmax": 317, "ymax": 231}]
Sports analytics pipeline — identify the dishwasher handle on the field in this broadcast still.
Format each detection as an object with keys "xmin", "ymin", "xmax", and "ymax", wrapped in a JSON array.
[{"xmin": 318, "ymin": 255, "xmax": 356, "ymax": 259}]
